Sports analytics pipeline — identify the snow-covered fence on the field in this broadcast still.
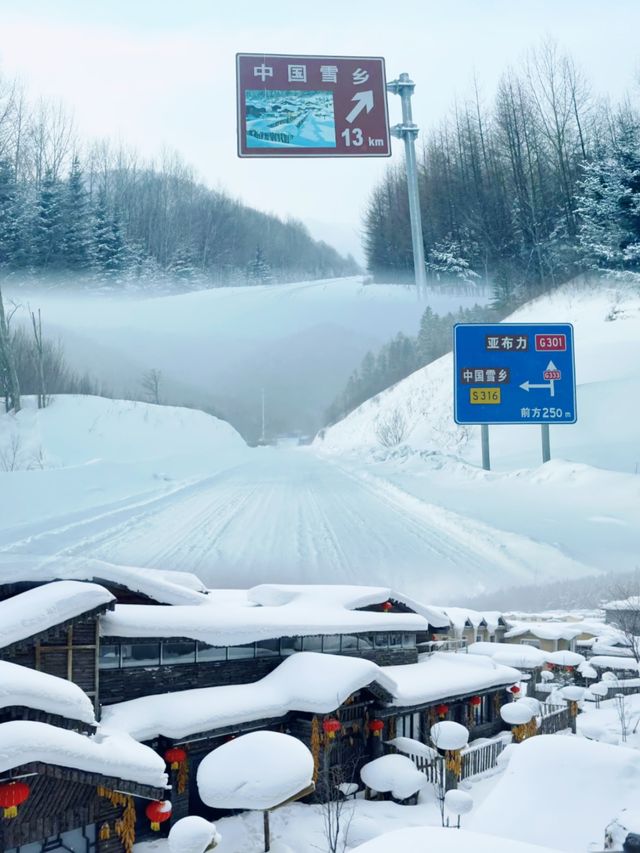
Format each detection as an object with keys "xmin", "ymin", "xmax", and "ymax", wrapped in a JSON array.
[
  {"xmin": 537, "ymin": 704, "xmax": 570, "ymax": 735},
  {"xmin": 410, "ymin": 753, "xmax": 445, "ymax": 786},
  {"xmin": 460, "ymin": 738, "xmax": 506, "ymax": 780}
]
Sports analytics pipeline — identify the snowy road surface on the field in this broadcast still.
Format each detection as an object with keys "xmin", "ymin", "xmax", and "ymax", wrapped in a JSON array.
[{"xmin": 0, "ymin": 447, "xmax": 594, "ymax": 599}]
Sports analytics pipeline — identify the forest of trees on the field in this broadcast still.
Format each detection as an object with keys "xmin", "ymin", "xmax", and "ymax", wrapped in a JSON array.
[
  {"xmin": 0, "ymin": 73, "xmax": 357, "ymax": 288},
  {"xmin": 364, "ymin": 41, "xmax": 640, "ymax": 310}
]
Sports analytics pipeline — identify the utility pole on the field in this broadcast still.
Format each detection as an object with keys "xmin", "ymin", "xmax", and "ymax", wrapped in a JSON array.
[
  {"xmin": 260, "ymin": 387, "xmax": 266, "ymax": 445},
  {"xmin": 387, "ymin": 73, "xmax": 428, "ymax": 299}
]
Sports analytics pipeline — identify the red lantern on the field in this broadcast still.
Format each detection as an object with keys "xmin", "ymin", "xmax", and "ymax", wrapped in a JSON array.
[
  {"xmin": 0, "ymin": 781, "xmax": 30, "ymax": 819},
  {"xmin": 436, "ymin": 704, "xmax": 449, "ymax": 718},
  {"xmin": 381, "ymin": 601, "xmax": 393, "ymax": 613},
  {"xmin": 163, "ymin": 747, "xmax": 187, "ymax": 770},
  {"xmin": 509, "ymin": 685, "xmax": 521, "ymax": 695},
  {"xmin": 146, "ymin": 800, "xmax": 172, "ymax": 832},
  {"xmin": 322, "ymin": 718, "xmax": 342, "ymax": 739},
  {"xmin": 470, "ymin": 695, "xmax": 482, "ymax": 707},
  {"xmin": 368, "ymin": 719, "xmax": 385, "ymax": 737},
  {"xmin": 566, "ymin": 666, "xmax": 575, "ymax": 673}
]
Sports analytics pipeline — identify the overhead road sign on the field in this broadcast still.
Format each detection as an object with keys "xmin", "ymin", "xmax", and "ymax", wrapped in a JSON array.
[
  {"xmin": 453, "ymin": 323, "xmax": 577, "ymax": 426},
  {"xmin": 236, "ymin": 54, "xmax": 391, "ymax": 157}
]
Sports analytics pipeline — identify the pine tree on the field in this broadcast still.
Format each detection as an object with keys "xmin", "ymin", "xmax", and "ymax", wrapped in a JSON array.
[
  {"xmin": 246, "ymin": 246, "xmax": 273, "ymax": 285},
  {"xmin": 33, "ymin": 169, "xmax": 64, "ymax": 270},
  {"xmin": 93, "ymin": 189, "xmax": 129, "ymax": 280},
  {"xmin": 62, "ymin": 157, "xmax": 92, "ymax": 270},
  {"xmin": 0, "ymin": 159, "xmax": 19, "ymax": 268}
]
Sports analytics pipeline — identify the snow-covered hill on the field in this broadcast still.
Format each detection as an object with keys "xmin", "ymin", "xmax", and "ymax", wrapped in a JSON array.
[{"xmin": 316, "ymin": 282, "xmax": 640, "ymax": 474}]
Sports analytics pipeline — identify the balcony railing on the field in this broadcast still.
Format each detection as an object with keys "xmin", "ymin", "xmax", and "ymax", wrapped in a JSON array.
[{"xmin": 417, "ymin": 638, "xmax": 468, "ymax": 655}]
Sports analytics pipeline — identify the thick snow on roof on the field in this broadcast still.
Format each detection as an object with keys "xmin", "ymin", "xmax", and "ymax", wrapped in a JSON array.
[
  {"xmin": 468, "ymin": 642, "xmax": 546, "ymax": 669},
  {"xmin": 589, "ymin": 655, "xmax": 640, "ymax": 672},
  {"xmin": 0, "ymin": 720, "xmax": 167, "ymax": 789},
  {"xmin": 438, "ymin": 607, "xmax": 503, "ymax": 632},
  {"xmin": 0, "ymin": 580, "xmax": 114, "ymax": 649},
  {"xmin": 0, "ymin": 661, "xmax": 96, "ymax": 725},
  {"xmin": 504, "ymin": 621, "xmax": 586, "ymax": 641},
  {"xmin": 101, "ymin": 587, "xmax": 429, "ymax": 644},
  {"xmin": 471, "ymin": 735, "xmax": 640, "ymax": 851},
  {"xmin": 101, "ymin": 652, "xmax": 396, "ymax": 741},
  {"xmin": 383, "ymin": 652, "xmax": 520, "ymax": 707},
  {"xmin": 197, "ymin": 731, "xmax": 313, "ymax": 810},
  {"xmin": 604, "ymin": 596, "xmax": 640, "ymax": 610},
  {"xmin": 352, "ymin": 826, "xmax": 562, "ymax": 853},
  {"xmin": 0, "ymin": 555, "xmax": 208, "ymax": 606}
]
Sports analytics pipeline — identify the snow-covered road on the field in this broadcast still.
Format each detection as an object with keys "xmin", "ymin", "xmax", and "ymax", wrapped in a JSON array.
[{"xmin": 0, "ymin": 447, "xmax": 594, "ymax": 599}]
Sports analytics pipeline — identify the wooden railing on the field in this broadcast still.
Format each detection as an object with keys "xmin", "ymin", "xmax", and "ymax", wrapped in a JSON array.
[
  {"xmin": 460, "ymin": 738, "xmax": 506, "ymax": 780},
  {"xmin": 417, "ymin": 639, "xmax": 468, "ymax": 654},
  {"xmin": 537, "ymin": 704, "xmax": 570, "ymax": 735},
  {"xmin": 411, "ymin": 753, "xmax": 444, "ymax": 785}
]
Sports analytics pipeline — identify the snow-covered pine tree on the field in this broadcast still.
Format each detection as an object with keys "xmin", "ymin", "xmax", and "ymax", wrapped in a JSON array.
[
  {"xmin": 33, "ymin": 169, "xmax": 65, "ymax": 270},
  {"xmin": 246, "ymin": 246, "xmax": 273, "ymax": 285},
  {"xmin": 93, "ymin": 189, "xmax": 129, "ymax": 282},
  {"xmin": 62, "ymin": 156, "xmax": 93, "ymax": 270},
  {"xmin": 0, "ymin": 159, "xmax": 20, "ymax": 269}
]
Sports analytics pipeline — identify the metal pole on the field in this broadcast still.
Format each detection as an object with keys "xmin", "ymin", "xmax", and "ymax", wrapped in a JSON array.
[
  {"xmin": 387, "ymin": 73, "xmax": 428, "ymax": 299},
  {"xmin": 541, "ymin": 424, "xmax": 551, "ymax": 464},
  {"xmin": 261, "ymin": 387, "xmax": 266, "ymax": 444},
  {"xmin": 481, "ymin": 424, "xmax": 491, "ymax": 471}
]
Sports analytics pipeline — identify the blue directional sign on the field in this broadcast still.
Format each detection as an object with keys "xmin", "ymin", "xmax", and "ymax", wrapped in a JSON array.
[{"xmin": 453, "ymin": 323, "xmax": 576, "ymax": 425}]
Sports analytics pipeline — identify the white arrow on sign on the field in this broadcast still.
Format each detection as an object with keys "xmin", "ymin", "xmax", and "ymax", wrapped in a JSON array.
[
  {"xmin": 520, "ymin": 361, "xmax": 559, "ymax": 397},
  {"xmin": 346, "ymin": 90, "xmax": 374, "ymax": 124}
]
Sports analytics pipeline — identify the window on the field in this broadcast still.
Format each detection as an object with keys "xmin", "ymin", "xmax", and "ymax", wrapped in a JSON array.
[
  {"xmin": 322, "ymin": 635, "xmax": 340, "ymax": 653},
  {"xmin": 121, "ymin": 643, "xmax": 160, "ymax": 668},
  {"xmin": 99, "ymin": 644, "xmax": 120, "ymax": 668},
  {"xmin": 280, "ymin": 637, "xmax": 303, "ymax": 656},
  {"xmin": 256, "ymin": 639, "xmax": 280, "ymax": 657},
  {"xmin": 374, "ymin": 633, "xmax": 388, "ymax": 649},
  {"xmin": 402, "ymin": 633, "xmax": 416, "ymax": 649},
  {"xmin": 341, "ymin": 635, "xmax": 359, "ymax": 652},
  {"xmin": 227, "ymin": 643, "xmax": 256, "ymax": 659},
  {"xmin": 197, "ymin": 642, "xmax": 227, "ymax": 662},
  {"xmin": 302, "ymin": 636, "xmax": 323, "ymax": 652},
  {"xmin": 521, "ymin": 639, "xmax": 541, "ymax": 648},
  {"xmin": 358, "ymin": 635, "xmax": 374, "ymax": 651},
  {"xmin": 389, "ymin": 633, "xmax": 402, "ymax": 648},
  {"xmin": 162, "ymin": 641, "xmax": 196, "ymax": 665}
]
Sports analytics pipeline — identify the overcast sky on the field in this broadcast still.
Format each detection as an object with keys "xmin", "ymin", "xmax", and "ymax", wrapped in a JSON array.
[{"xmin": 0, "ymin": 0, "xmax": 638, "ymax": 261}]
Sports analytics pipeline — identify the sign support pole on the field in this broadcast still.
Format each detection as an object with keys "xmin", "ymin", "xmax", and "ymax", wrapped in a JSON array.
[
  {"xmin": 480, "ymin": 424, "xmax": 491, "ymax": 471},
  {"xmin": 387, "ymin": 73, "xmax": 428, "ymax": 299},
  {"xmin": 541, "ymin": 424, "xmax": 551, "ymax": 464}
]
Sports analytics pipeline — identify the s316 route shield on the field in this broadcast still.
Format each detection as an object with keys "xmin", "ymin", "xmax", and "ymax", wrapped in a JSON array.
[{"xmin": 236, "ymin": 53, "xmax": 391, "ymax": 157}]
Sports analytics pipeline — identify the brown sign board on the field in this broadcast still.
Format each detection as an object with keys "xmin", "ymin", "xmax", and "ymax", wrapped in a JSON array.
[{"xmin": 236, "ymin": 53, "xmax": 391, "ymax": 158}]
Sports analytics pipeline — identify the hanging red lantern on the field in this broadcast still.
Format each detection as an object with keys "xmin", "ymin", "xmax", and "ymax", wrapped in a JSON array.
[
  {"xmin": 381, "ymin": 601, "xmax": 393, "ymax": 613},
  {"xmin": 322, "ymin": 718, "xmax": 342, "ymax": 739},
  {"xmin": 145, "ymin": 800, "xmax": 172, "ymax": 832},
  {"xmin": 509, "ymin": 685, "xmax": 521, "ymax": 695},
  {"xmin": 566, "ymin": 666, "xmax": 575, "ymax": 673},
  {"xmin": 0, "ymin": 781, "xmax": 30, "ymax": 819},
  {"xmin": 436, "ymin": 704, "xmax": 449, "ymax": 718},
  {"xmin": 470, "ymin": 695, "xmax": 482, "ymax": 707},
  {"xmin": 163, "ymin": 747, "xmax": 187, "ymax": 770},
  {"xmin": 368, "ymin": 719, "xmax": 385, "ymax": 737}
]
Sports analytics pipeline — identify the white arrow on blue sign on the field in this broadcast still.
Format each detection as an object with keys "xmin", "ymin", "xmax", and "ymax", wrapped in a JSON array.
[{"xmin": 453, "ymin": 323, "xmax": 577, "ymax": 425}]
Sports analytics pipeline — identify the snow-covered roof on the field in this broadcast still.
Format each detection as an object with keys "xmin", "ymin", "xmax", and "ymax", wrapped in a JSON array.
[
  {"xmin": 589, "ymin": 656, "xmax": 640, "ymax": 672},
  {"xmin": 0, "ymin": 661, "xmax": 96, "ymax": 725},
  {"xmin": 603, "ymin": 596, "xmax": 640, "ymax": 611},
  {"xmin": 101, "ymin": 652, "xmax": 395, "ymax": 741},
  {"xmin": 468, "ymin": 642, "xmax": 547, "ymax": 669},
  {"xmin": 383, "ymin": 652, "xmax": 520, "ymax": 707},
  {"xmin": 438, "ymin": 607, "xmax": 504, "ymax": 633},
  {"xmin": 0, "ymin": 720, "xmax": 167, "ymax": 789},
  {"xmin": 101, "ymin": 585, "xmax": 430, "ymax": 644},
  {"xmin": 504, "ymin": 621, "xmax": 586, "ymax": 642},
  {"xmin": 0, "ymin": 581, "xmax": 114, "ymax": 649},
  {"xmin": 0, "ymin": 555, "xmax": 208, "ymax": 606}
]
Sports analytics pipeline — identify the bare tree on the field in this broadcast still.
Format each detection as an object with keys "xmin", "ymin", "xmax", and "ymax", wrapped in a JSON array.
[
  {"xmin": 375, "ymin": 408, "xmax": 407, "ymax": 448},
  {"xmin": 0, "ymin": 283, "xmax": 21, "ymax": 412},
  {"xmin": 606, "ymin": 579, "xmax": 640, "ymax": 663},
  {"xmin": 0, "ymin": 432, "xmax": 24, "ymax": 471},
  {"xmin": 30, "ymin": 308, "xmax": 46, "ymax": 408},
  {"xmin": 318, "ymin": 762, "xmax": 358, "ymax": 853},
  {"xmin": 140, "ymin": 368, "xmax": 162, "ymax": 404}
]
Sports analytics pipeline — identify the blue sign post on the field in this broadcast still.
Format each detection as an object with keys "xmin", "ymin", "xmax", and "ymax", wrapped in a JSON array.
[{"xmin": 453, "ymin": 323, "xmax": 576, "ymax": 467}]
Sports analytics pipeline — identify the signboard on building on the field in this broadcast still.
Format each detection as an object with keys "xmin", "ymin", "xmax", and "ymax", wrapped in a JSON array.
[
  {"xmin": 453, "ymin": 323, "xmax": 577, "ymax": 425},
  {"xmin": 236, "ymin": 53, "xmax": 391, "ymax": 157}
]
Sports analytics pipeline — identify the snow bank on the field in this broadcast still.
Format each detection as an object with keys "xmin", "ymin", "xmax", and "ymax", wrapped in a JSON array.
[
  {"xmin": 101, "ymin": 652, "xmax": 395, "ymax": 741},
  {"xmin": 384, "ymin": 652, "xmax": 521, "ymax": 707},
  {"xmin": 197, "ymin": 731, "xmax": 313, "ymax": 810},
  {"xmin": 471, "ymin": 735, "xmax": 640, "ymax": 851},
  {"xmin": 351, "ymin": 826, "xmax": 563, "ymax": 852},
  {"xmin": 0, "ymin": 720, "xmax": 167, "ymax": 788},
  {"xmin": 168, "ymin": 816, "xmax": 221, "ymax": 853},
  {"xmin": 360, "ymin": 754, "xmax": 427, "ymax": 799},
  {"xmin": 0, "ymin": 581, "xmax": 113, "ymax": 649},
  {"xmin": 0, "ymin": 661, "xmax": 95, "ymax": 725}
]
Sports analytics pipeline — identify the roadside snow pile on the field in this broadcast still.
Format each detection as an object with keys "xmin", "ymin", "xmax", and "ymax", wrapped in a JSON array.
[
  {"xmin": 0, "ymin": 661, "xmax": 95, "ymax": 725},
  {"xmin": 471, "ymin": 734, "xmax": 640, "ymax": 851},
  {"xmin": 360, "ymin": 754, "xmax": 427, "ymax": 800},
  {"xmin": 351, "ymin": 825, "xmax": 563, "ymax": 852},
  {"xmin": 316, "ymin": 282, "xmax": 640, "ymax": 473},
  {"xmin": 197, "ymin": 731, "xmax": 313, "ymax": 810}
]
